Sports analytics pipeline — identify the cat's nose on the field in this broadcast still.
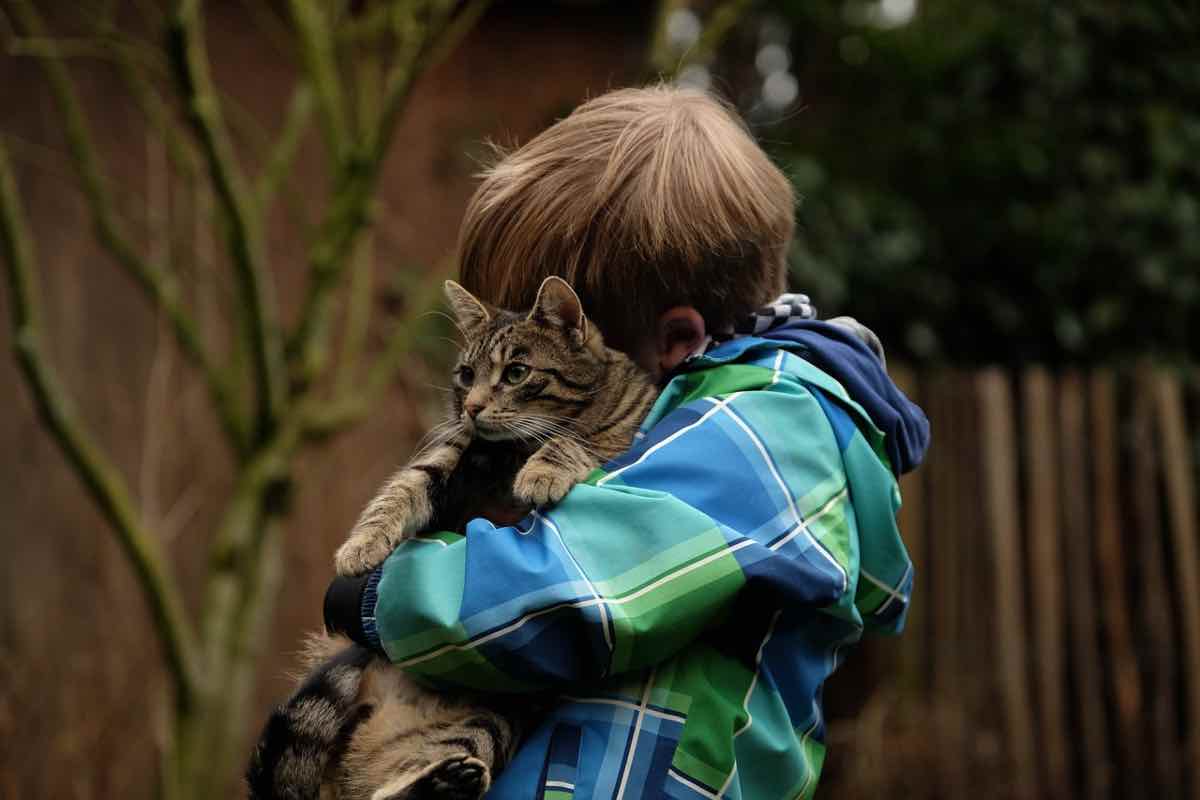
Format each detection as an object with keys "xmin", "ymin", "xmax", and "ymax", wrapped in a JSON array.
[{"xmin": 464, "ymin": 400, "xmax": 485, "ymax": 418}]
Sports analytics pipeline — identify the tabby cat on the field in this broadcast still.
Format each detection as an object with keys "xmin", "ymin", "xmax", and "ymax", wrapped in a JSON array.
[{"xmin": 247, "ymin": 276, "xmax": 659, "ymax": 799}]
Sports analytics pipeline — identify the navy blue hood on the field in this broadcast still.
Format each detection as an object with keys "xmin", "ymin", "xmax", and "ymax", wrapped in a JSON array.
[{"xmin": 761, "ymin": 319, "xmax": 930, "ymax": 476}]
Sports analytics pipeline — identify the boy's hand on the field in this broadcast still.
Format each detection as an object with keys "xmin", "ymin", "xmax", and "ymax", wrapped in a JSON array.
[{"xmin": 827, "ymin": 315, "xmax": 887, "ymax": 370}]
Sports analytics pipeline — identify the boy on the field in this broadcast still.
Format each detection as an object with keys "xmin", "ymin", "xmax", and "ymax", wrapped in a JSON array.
[{"xmin": 324, "ymin": 86, "xmax": 928, "ymax": 798}]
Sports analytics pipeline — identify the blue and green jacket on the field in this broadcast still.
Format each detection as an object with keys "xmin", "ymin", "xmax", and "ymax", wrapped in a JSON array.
[{"xmin": 339, "ymin": 320, "xmax": 928, "ymax": 799}]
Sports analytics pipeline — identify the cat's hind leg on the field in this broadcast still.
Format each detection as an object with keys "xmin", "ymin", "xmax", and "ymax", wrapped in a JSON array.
[
  {"xmin": 357, "ymin": 708, "xmax": 516, "ymax": 800},
  {"xmin": 339, "ymin": 669, "xmax": 518, "ymax": 800},
  {"xmin": 373, "ymin": 754, "xmax": 490, "ymax": 800}
]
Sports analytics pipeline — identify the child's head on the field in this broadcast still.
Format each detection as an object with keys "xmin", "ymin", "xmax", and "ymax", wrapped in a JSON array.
[{"xmin": 457, "ymin": 85, "xmax": 795, "ymax": 370}]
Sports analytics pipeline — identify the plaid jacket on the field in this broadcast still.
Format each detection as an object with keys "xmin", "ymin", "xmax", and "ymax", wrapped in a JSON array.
[{"xmin": 364, "ymin": 333, "xmax": 919, "ymax": 799}]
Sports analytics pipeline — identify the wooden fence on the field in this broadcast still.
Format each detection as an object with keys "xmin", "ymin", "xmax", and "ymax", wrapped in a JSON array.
[{"xmin": 822, "ymin": 365, "xmax": 1200, "ymax": 800}]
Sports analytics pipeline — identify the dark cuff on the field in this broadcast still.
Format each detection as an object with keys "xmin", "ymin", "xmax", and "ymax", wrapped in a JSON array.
[{"xmin": 323, "ymin": 569, "xmax": 384, "ymax": 653}]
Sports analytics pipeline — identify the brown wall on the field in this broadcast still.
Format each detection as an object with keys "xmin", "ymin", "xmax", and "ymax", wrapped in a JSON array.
[{"xmin": 0, "ymin": 4, "xmax": 649, "ymax": 796}]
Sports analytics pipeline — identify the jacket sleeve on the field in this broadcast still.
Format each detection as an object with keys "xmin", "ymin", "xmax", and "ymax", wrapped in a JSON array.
[{"xmin": 361, "ymin": 382, "xmax": 870, "ymax": 692}]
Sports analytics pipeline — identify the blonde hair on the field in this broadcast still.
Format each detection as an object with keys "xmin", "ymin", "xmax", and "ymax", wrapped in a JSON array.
[{"xmin": 457, "ymin": 86, "xmax": 795, "ymax": 351}]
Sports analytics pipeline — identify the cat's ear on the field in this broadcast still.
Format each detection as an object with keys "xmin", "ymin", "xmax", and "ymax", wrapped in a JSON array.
[
  {"xmin": 444, "ymin": 280, "xmax": 491, "ymax": 334},
  {"xmin": 529, "ymin": 276, "xmax": 587, "ymax": 340}
]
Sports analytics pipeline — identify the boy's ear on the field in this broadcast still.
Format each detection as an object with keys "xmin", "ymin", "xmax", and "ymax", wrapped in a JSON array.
[
  {"xmin": 529, "ymin": 276, "xmax": 588, "ymax": 340},
  {"xmin": 656, "ymin": 306, "xmax": 707, "ymax": 375},
  {"xmin": 444, "ymin": 280, "xmax": 491, "ymax": 334}
]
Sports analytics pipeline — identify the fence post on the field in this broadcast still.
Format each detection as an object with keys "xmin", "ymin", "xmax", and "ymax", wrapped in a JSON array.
[
  {"xmin": 1153, "ymin": 369, "xmax": 1200, "ymax": 795},
  {"xmin": 928, "ymin": 369, "xmax": 968, "ymax": 799},
  {"xmin": 978, "ymin": 368, "xmax": 1038, "ymax": 798},
  {"xmin": 1059, "ymin": 371, "xmax": 1113, "ymax": 799},
  {"xmin": 891, "ymin": 365, "xmax": 927, "ymax": 694},
  {"xmin": 1131, "ymin": 366, "xmax": 1181, "ymax": 798},
  {"xmin": 1089, "ymin": 370, "xmax": 1144, "ymax": 797},
  {"xmin": 1022, "ymin": 367, "xmax": 1072, "ymax": 799}
]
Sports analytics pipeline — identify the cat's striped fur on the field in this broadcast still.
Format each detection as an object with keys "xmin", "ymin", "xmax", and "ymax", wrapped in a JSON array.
[
  {"xmin": 247, "ymin": 632, "xmax": 520, "ymax": 800},
  {"xmin": 248, "ymin": 277, "xmax": 657, "ymax": 799},
  {"xmin": 334, "ymin": 276, "xmax": 658, "ymax": 577}
]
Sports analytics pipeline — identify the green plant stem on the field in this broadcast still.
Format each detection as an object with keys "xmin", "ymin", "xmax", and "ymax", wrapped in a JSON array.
[
  {"xmin": 303, "ymin": 263, "xmax": 451, "ymax": 438},
  {"xmin": 7, "ymin": 0, "xmax": 246, "ymax": 451},
  {"xmin": 334, "ymin": 231, "xmax": 375, "ymax": 394},
  {"xmin": 647, "ymin": 0, "xmax": 689, "ymax": 76},
  {"xmin": 0, "ymin": 144, "xmax": 201, "ymax": 713},
  {"xmin": 100, "ymin": 25, "xmax": 201, "ymax": 182},
  {"xmin": 692, "ymin": 0, "xmax": 754, "ymax": 66},
  {"xmin": 647, "ymin": 0, "xmax": 754, "ymax": 79},
  {"xmin": 286, "ymin": 0, "xmax": 349, "ymax": 161},
  {"xmin": 287, "ymin": 0, "xmax": 492, "ymax": 389},
  {"xmin": 255, "ymin": 82, "xmax": 316, "ymax": 212},
  {"xmin": 170, "ymin": 0, "xmax": 285, "ymax": 438}
]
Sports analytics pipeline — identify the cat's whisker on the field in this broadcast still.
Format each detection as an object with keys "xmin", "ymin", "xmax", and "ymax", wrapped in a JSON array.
[
  {"xmin": 514, "ymin": 417, "xmax": 604, "ymax": 460},
  {"xmin": 520, "ymin": 415, "xmax": 590, "ymax": 439},
  {"xmin": 524, "ymin": 413, "xmax": 582, "ymax": 429},
  {"xmin": 504, "ymin": 417, "xmax": 548, "ymax": 440},
  {"xmin": 419, "ymin": 309, "xmax": 468, "ymax": 340},
  {"xmin": 520, "ymin": 419, "xmax": 571, "ymax": 438},
  {"xmin": 510, "ymin": 419, "xmax": 560, "ymax": 444},
  {"xmin": 413, "ymin": 418, "xmax": 458, "ymax": 443},
  {"xmin": 523, "ymin": 419, "xmax": 588, "ymax": 438},
  {"xmin": 501, "ymin": 420, "xmax": 546, "ymax": 449},
  {"xmin": 410, "ymin": 421, "xmax": 465, "ymax": 459},
  {"xmin": 410, "ymin": 428, "xmax": 449, "ymax": 455},
  {"xmin": 414, "ymin": 335, "xmax": 466, "ymax": 350}
]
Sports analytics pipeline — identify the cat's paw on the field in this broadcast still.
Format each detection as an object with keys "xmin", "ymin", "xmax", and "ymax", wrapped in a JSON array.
[
  {"xmin": 373, "ymin": 756, "xmax": 490, "ymax": 800},
  {"xmin": 414, "ymin": 756, "xmax": 489, "ymax": 800},
  {"xmin": 513, "ymin": 461, "xmax": 577, "ymax": 508},
  {"xmin": 337, "ymin": 472, "xmax": 434, "ymax": 575},
  {"xmin": 335, "ymin": 530, "xmax": 396, "ymax": 577}
]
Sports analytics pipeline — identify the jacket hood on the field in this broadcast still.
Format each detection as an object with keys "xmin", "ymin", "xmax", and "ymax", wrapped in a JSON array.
[
  {"xmin": 760, "ymin": 319, "xmax": 930, "ymax": 476},
  {"xmin": 698, "ymin": 311, "xmax": 930, "ymax": 476}
]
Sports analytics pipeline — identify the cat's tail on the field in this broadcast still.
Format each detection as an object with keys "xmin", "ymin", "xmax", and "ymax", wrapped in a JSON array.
[{"xmin": 246, "ymin": 639, "xmax": 375, "ymax": 800}]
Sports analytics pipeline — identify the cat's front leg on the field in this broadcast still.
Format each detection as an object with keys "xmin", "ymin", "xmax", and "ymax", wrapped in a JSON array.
[
  {"xmin": 513, "ymin": 437, "xmax": 597, "ymax": 508},
  {"xmin": 335, "ymin": 432, "xmax": 469, "ymax": 576},
  {"xmin": 335, "ymin": 468, "xmax": 434, "ymax": 576}
]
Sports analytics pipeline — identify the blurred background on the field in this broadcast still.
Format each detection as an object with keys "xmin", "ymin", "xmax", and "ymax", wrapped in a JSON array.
[{"xmin": 0, "ymin": 1, "xmax": 1196, "ymax": 797}]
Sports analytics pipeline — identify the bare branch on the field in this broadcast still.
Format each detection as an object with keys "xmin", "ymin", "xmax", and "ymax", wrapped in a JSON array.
[
  {"xmin": 334, "ymin": 232, "xmax": 374, "ymax": 394},
  {"xmin": 371, "ymin": 0, "xmax": 489, "ymax": 161},
  {"xmin": 99, "ymin": 24, "xmax": 201, "ymax": 182},
  {"xmin": 0, "ymin": 143, "xmax": 201, "ymax": 711},
  {"xmin": 303, "ymin": 262, "xmax": 451, "ymax": 439},
  {"xmin": 647, "ymin": 0, "xmax": 689, "ymax": 77},
  {"xmin": 6, "ymin": 34, "xmax": 164, "ymax": 71},
  {"xmin": 169, "ymin": 0, "xmax": 285, "ymax": 436},
  {"xmin": 288, "ymin": 0, "xmax": 491, "ymax": 389},
  {"xmin": 691, "ymin": 0, "xmax": 754, "ymax": 68},
  {"xmin": 647, "ymin": 0, "xmax": 753, "ymax": 79},
  {"xmin": 6, "ymin": 0, "xmax": 247, "ymax": 450},
  {"xmin": 235, "ymin": 0, "xmax": 296, "ymax": 59},
  {"xmin": 254, "ymin": 83, "xmax": 316, "ymax": 212},
  {"xmin": 286, "ymin": 0, "xmax": 349, "ymax": 160}
]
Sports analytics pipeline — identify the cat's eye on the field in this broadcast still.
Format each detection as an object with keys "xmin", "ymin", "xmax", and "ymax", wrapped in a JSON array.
[
  {"xmin": 502, "ymin": 364, "xmax": 530, "ymax": 384},
  {"xmin": 456, "ymin": 366, "xmax": 475, "ymax": 387}
]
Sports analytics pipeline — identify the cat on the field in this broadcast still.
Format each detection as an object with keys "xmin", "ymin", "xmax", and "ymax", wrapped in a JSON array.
[{"xmin": 247, "ymin": 276, "xmax": 659, "ymax": 800}]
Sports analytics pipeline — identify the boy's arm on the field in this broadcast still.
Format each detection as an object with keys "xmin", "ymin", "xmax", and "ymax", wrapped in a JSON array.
[{"xmin": 325, "ymin": 373, "xmax": 906, "ymax": 691}]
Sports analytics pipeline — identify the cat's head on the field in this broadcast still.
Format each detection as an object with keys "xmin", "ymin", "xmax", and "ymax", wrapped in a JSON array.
[{"xmin": 443, "ymin": 276, "xmax": 608, "ymax": 441}]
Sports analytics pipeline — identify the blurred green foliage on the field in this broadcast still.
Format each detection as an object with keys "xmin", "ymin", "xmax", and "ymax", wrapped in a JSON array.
[{"xmin": 733, "ymin": 0, "xmax": 1199, "ymax": 364}]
